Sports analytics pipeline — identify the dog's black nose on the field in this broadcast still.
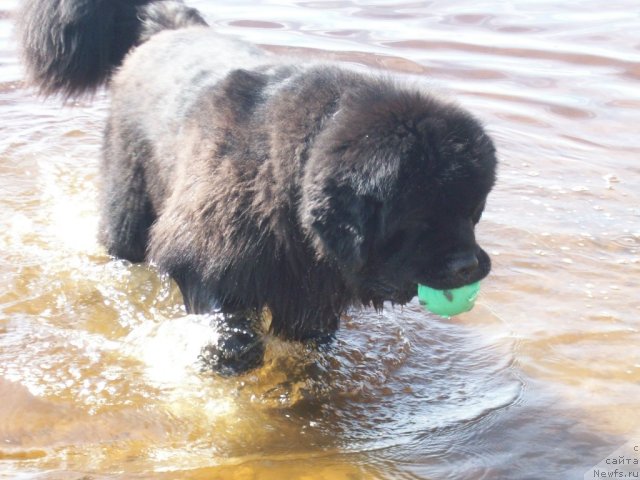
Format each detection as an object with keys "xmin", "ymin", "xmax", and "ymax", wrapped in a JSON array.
[{"xmin": 448, "ymin": 252, "xmax": 480, "ymax": 278}]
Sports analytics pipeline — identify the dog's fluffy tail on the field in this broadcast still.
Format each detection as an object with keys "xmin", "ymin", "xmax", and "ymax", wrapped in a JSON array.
[{"xmin": 17, "ymin": 0, "xmax": 207, "ymax": 98}]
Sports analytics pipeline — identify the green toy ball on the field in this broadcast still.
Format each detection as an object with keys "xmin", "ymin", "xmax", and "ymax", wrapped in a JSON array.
[{"xmin": 417, "ymin": 281, "xmax": 481, "ymax": 317}]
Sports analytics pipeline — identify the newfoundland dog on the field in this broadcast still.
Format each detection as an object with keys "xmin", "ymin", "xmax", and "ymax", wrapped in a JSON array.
[{"xmin": 18, "ymin": 0, "xmax": 497, "ymax": 375}]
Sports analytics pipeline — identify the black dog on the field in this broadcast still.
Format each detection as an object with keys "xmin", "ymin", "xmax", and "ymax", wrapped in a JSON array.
[{"xmin": 18, "ymin": 0, "xmax": 497, "ymax": 375}]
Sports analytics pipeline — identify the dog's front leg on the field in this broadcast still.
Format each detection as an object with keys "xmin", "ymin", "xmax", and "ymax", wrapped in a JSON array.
[
  {"xmin": 198, "ymin": 309, "xmax": 265, "ymax": 377},
  {"xmin": 173, "ymin": 273, "xmax": 265, "ymax": 376}
]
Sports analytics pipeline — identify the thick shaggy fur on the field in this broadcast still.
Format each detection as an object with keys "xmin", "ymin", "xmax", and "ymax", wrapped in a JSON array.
[{"xmin": 18, "ymin": 0, "xmax": 497, "ymax": 371}]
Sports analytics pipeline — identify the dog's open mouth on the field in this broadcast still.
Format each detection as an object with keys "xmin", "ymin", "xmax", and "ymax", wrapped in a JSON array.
[
  {"xmin": 359, "ymin": 283, "xmax": 416, "ymax": 307},
  {"xmin": 417, "ymin": 274, "xmax": 487, "ymax": 292},
  {"xmin": 392, "ymin": 286, "xmax": 417, "ymax": 305}
]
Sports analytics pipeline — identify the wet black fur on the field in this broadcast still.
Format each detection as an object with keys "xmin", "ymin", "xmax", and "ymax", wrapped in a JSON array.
[{"xmin": 18, "ymin": 0, "xmax": 497, "ymax": 371}]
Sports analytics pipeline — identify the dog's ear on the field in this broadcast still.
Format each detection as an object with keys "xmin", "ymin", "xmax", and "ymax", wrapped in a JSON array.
[{"xmin": 300, "ymin": 179, "xmax": 378, "ymax": 272}]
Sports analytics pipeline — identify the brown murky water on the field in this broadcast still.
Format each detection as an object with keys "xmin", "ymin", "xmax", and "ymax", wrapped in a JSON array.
[{"xmin": 1, "ymin": 1, "xmax": 639, "ymax": 479}]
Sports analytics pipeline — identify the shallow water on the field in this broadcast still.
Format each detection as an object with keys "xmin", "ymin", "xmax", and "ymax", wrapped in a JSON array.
[{"xmin": 1, "ymin": 1, "xmax": 639, "ymax": 479}]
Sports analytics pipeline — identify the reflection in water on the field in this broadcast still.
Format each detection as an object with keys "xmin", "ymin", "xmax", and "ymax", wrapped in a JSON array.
[{"xmin": 1, "ymin": 0, "xmax": 639, "ymax": 478}]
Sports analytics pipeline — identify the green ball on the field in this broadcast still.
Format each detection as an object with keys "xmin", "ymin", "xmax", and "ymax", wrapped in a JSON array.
[{"xmin": 417, "ymin": 281, "xmax": 481, "ymax": 317}]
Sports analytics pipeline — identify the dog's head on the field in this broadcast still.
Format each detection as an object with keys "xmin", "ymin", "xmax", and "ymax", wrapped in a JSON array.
[{"xmin": 300, "ymin": 84, "xmax": 497, "ymax": 308}]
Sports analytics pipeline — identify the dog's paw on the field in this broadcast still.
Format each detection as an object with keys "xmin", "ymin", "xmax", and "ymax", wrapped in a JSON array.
[{"xmin": 199, "ymin": 313, "xmax": 265, "ymax": 376}]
